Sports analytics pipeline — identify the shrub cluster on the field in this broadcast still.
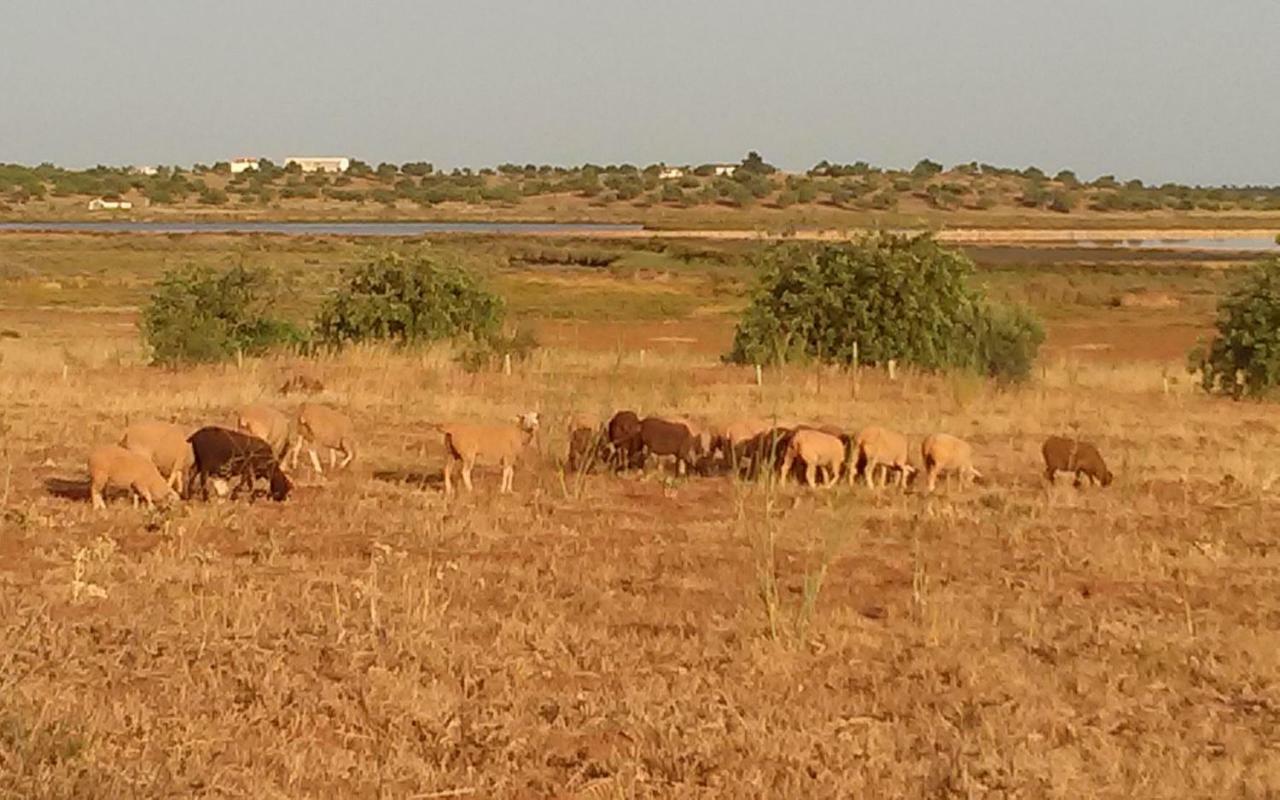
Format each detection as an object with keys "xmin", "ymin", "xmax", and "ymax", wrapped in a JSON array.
[
  {"xmin": 141, "ymin": 264, "xmax": 303, "ymax": 365},
  {"xmin": 1190, "ymin": 257, "xmax": 1280, "ymax": 398},
  {"xmin": 727, "ymin": 235, "xmax": 1043, "ymax": 382}
]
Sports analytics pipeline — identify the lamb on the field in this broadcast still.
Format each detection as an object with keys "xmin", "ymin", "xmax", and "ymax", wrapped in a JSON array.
[
  {"xmin": 854, "ymin": 425, "xmax": 916, "ymax": 489},
  {"xmin": 187, "ymin": 426, "xmax": 292, "ymax": 502},
  {"xmin": 118, "ymin": 420, "xmax": 195, "ymax": 496},
  {"xmin": 432, "ymin": 412, "xmax": 540, "ymax": 494},
  {"xmin": 637, "ymin": 416, "xmax": 706, "ymax": 476},
  {"xmin": 605, "ymin": 410, "xmax": 644, "ymax": 470},
  {"xmin": 289, "ymin": 403, "xmax": 357, "ymax": 474},
  {"xmin": 1042, "ymin": 435, "xmax": 1113, "ymax": 487},
  {"xmin": 87, "ymin": 444, "xmax": 179, "ymax": 510},
  {"xmin": 921, "ymin": 433, "xmax": 983, "ymax": 493},
  {"xmin": 778, "ymin": 428, "xmax": 846, "ymax": 488},
  {"xmin": 236, "ymin": 404, "xmax": 292, "ymax": 460}
]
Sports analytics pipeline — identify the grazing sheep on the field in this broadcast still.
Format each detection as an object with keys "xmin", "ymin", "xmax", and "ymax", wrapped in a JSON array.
[
  {"xmin": 638, "ymin": 416, "xmax": 706, "ymax": 476},
  {"xmin": 605, "ymin": 410, "xmax": 644, "ymax": 470},
  {"xmin": 118, "ymin": 420, "xmax": 194, "ymax": 496},
  {"xmin": 279, "ymin": 374, "xmax": 324, "ymax": 395},
  {"xmin": 236, "ymin": 404, "xmax": 292, "ymax": 460},
  {"xmin": 779, "ymin": 428, "xmax": 845, "ymax": 488},
  {"xmin": 921, "ymin": 433, "xmax": 983, "ymax": 493},
  {"xmin": 854, "ymin": 425, "xmax": 916, "ymax": 489},
  {"xmin": 88, "ymin": 444, "xmax": 179, "ymax": 510},
  {"xmin": 187, "ymin": 426, "xmax": 291, "ymax": 502},
  {"xmin": 737, "ymin": 426, "xmax": 797, "ymax": 480},
  {"xmin": 432, "ymin": 412, "xmax": 540, "ymax": 494},
  {"xmin": 711, "ymin": 418, "xmax": 771, "ymax": 471},
  {"xmin": 289, "ymin": 403, "xmax": 357, "ymax": 474},
  {"xmin": 1042, "ymin": 435, "xmax": 1113, "ymax": 487},
  {"xmin": 566, "ymin": 424, "xmax": 607, "ymax": 473}
]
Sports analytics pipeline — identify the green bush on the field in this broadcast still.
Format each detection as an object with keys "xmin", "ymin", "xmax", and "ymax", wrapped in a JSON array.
[
  {"xmin": 313, "ymin": 252, "xmax": 504, "ymax": 349},
  {"xmin": 141, "ymin": 264, "xmax": 303, "ymax": 365},
  {"xmin": 1190, "ymin": 257, "xmax": 1280, "ymax": 398},
  {"xmin": 726, "ymin": 235, "xmax": 1043, "ymax": 381}
]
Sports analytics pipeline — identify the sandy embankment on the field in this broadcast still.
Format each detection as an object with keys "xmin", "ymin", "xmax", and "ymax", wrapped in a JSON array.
[{"xmin": 564, "ymin": 227, "xmax": 1278, "ymax": 244}]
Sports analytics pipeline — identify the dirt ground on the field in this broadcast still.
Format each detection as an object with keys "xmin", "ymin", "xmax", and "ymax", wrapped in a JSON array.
[
  {"xmin": 4, "ymin": 327, "xmax": 1280, "ymax": 797},
  {"xmin": 3, "ymin": 235, "xmax": 1279, "ymax": 797}
]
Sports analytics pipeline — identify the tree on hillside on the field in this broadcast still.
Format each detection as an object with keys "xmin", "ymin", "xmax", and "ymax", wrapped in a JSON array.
[{"xmin": 739, "ymin": 151, "xmax": 776, "ymax": 175}]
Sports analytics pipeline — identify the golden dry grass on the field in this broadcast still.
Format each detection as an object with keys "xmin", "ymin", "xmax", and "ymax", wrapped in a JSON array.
[{"xmin": 4, "ymin": 316, "xmax": 1280, "ymax": 797}]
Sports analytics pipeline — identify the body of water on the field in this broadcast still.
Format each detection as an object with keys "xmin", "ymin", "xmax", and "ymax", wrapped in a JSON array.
[
  {"xmin": 1079, "ymin": 237, "xmax": 1279, "ymax": 252},
  {"xmin": 0, "ymin": 220, "xmax": 645, "ymax": 236}
]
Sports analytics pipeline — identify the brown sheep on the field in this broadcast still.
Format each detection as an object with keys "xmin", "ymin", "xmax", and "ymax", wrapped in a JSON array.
[
  {"xmin": 737, "ymin": 426, "xmax": 797, "ymax": 480},
  {"xmin": 1042, "ymin": 435, "xmax": 1113, "ymax": 487},
  {"xmin": 432, "ymin": 412, "xmax": 540, "ymax": 494},
  {"xmin": 118, "ymin": 420, "xmax": 195, "ymax": 496},
  {"xmin": 566, "ymin": 425, "xmax": 607, "ymax": 473},
  {"xmin": 289, "ymin": 403, "xmax": 357, "ymax": 474},
  {"xmin": 88, "ymin": 445, "xmax": 179, "ymax": 510},
  {"xmin": 236, "ymin": 404, "xmax": 292, "ymax": 460},
  {"xmin": 779, "ymin": 428, "xmax": 845, "ymax": 488},
  {"xmin": 854, "ymin": 425, "xmax": 916, "ymax": 489},
  {"xmin": 638, "ymin": 417, "xmax": 706, "ymax": 476},
  {"xmin": 921, "ymin": 433, "xmax": 983, "ymax": 493},
  {"xmin": 605, "ymin": 410, "xmax": 644, "ymax": 470}
]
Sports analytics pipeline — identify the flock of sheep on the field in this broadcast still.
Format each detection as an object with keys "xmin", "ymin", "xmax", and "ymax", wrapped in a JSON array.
[
  {"xmin": 567, "ymin": 412, "xmax": 1114, "ymax": 492},
  {"xmin": 84, "ymin": 400, "xmax": 1115, "ymax": 509}
]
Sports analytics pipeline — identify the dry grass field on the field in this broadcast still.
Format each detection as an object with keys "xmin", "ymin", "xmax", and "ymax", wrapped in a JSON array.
[{"xmin": 3, "ymin": 234, "xmax": 1279, "ymax": 797}]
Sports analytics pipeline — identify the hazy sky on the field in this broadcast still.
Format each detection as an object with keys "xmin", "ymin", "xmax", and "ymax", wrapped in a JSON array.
[{"xmin": 4, "ymin": 0, "xmax": 1277, "ymax": 184}]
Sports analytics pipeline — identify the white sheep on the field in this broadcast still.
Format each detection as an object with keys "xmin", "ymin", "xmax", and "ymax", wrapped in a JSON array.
[
  {"xmin": 779, "ymin": 428, "xmax": 845, "ymax": 488},
  {"xmin": 289, "ymin": 403, "xmax": 357, "ymax": 474},
  {"xmin": 88, "ymin": 444, "xmax": 179, "ymax": 509},
  {"xmin": 854, "ymin": 425, "xmax": 916, "ymax": 489},
  {"xmin": 921, "ymin": 433, "xmax": 983, "ymax": 493},
  {"xmin": 431, "ymin": 412, "xmax": 540, "ymax": 494},
  {"xmin": 118, "ymin": 420, "xmax": 195, "ymax": 496},
  {"xmin": 711, "ymin": 417, "xmax": 771, "ymax": 468},
  {"xmin": 236, "ymin": 404, "xmax": 292, "ymax": 460}
]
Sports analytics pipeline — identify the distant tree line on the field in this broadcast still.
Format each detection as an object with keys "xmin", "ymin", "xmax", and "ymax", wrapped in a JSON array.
[{"xmin": 5, "ymin": 153, "xmax": 1280, "ymax": 214}]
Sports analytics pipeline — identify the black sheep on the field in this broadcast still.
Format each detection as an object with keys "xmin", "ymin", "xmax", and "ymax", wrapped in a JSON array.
[{"xmin": 187, "ymin": 426, "xmax": 292, "ymax": 501}]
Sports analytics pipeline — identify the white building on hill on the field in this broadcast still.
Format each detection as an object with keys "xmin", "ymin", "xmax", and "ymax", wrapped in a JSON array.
[
  {"xmin": 658, "ymin": 166, "xmax": 685, "ymax": 180},
  {"xmin": 88, "ymin": 197, "xmax": 133, "ymax": 211},
  {"xmin": 230, "ymin": 157, "xmax": 261, "ymax": 174},
  {"xmin": 285, "ymin": 156, "xmax": 350, "ymax": 174},
  {"xmin": 712, "ymin": 163, "xmax": 737, "ymax": 177}
]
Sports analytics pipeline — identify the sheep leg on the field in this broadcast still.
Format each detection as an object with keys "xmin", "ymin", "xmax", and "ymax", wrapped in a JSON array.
[
  {"xmin": 501, "ymin": 464, "xmax": 514, "ymax": 494},
  {"xmin": 91, "ymin": 486, "xmax": 106, "ymax": 510},
  {"xmin": 804, "ymin": 462, "xmax": 817, "ymax": 488},
  {"xmin": 926, "ymin": 467, "xmax": 939, "ymax": 494},
  {"xmin": 824, "ymin": 464, "xmax": 838, "ymax": 488},
  {"xmin": 329, "ymin": 449, "xmax": 337, "ymax": 470},
  {"xmin": 779, "ymin": 452, "xmax": 794, "ymax": 485},
  {"xmin": 338, "ymin": 446, "xmax": 354, "ymax": 469},
  {"xmin": 443, "ymin": 459, "xmax": 454, "ymax": 495},
  {"xmin": 1045, "ymin": 466, "xmax": 1057, "ymax": 484},
  {"xmin": 308, "ymin": 447, "xmax": 324, "ymax": 475},
  {"xmin": 288, "ymin": 435, "xmax": 304, "ymax": 470},
  {"xmin": 461, "ymin": 459, "xmax": 474, "ymax": 492}
]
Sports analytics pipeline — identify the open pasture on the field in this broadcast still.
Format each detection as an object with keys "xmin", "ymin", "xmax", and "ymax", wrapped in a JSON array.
[{"xmin": 2, "ymin": 234, "xmax": 1278, "ymax": 797}]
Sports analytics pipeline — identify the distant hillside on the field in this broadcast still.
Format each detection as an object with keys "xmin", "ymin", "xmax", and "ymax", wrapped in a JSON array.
[{"xmin": 4, "ymin": 154, "xmax": 1280, "ymax": 229}]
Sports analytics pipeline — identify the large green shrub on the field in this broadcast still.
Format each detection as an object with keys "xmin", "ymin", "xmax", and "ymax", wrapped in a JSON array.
[
  {"xmin": 141, "ymin": 264, "xmax": 302, "ymax": 365},
  {"xmin": 726, "ymin": 235, "xmax": 1043, "ymax": 382},
  {"xmin": 313, "ymin": 252, "xmax": 504, "ymax": 348},
  {"xmin": 1190, "ymin": 257, "xmax": 1280, "ymax": 398}
]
